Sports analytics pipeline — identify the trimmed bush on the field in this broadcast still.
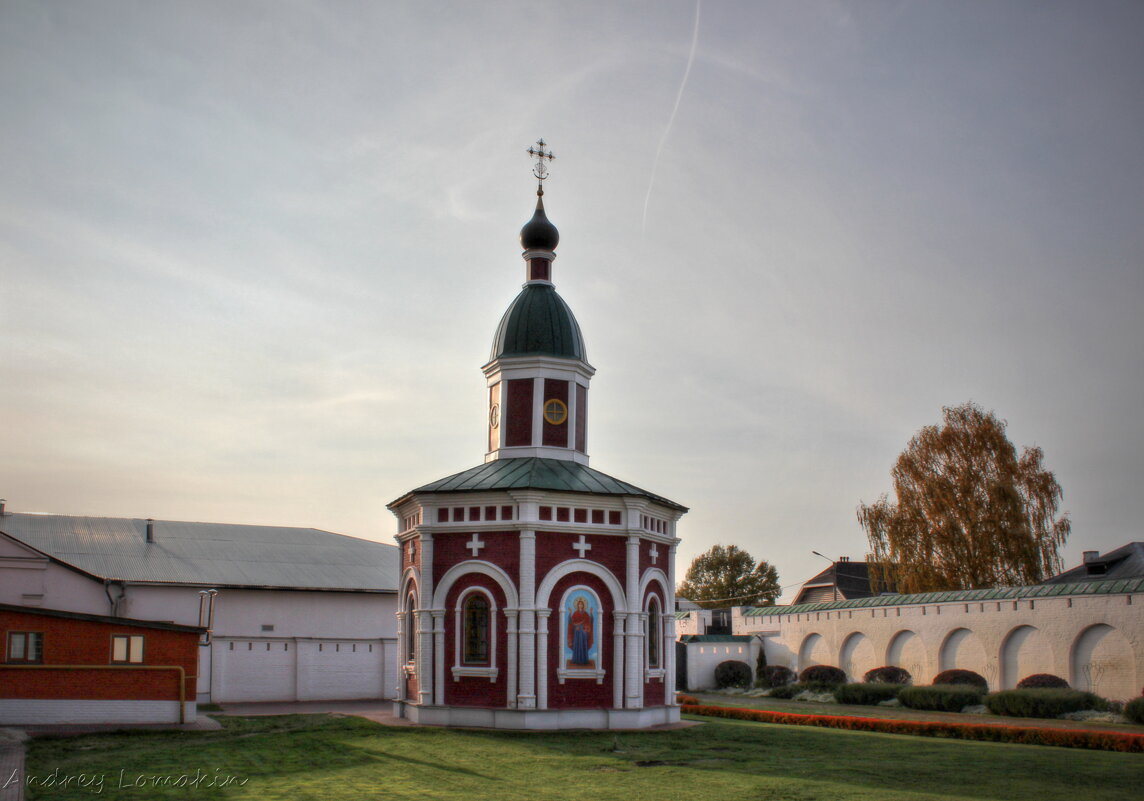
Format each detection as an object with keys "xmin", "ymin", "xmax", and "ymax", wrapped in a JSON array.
[
  {"xmin": 1016, "ymin": 673, "xmax": 1070, "ymax": 689},
  {"xmin": 1125, "ymin": 696, "xmax": 1144, "ymax": 725},
  {"xmin": 932, "ymin": 669, "xmax": 989, "ymax": 692},
  {"xmin": 899, "ymin": 684, "xmax": 984, "ymax": 712},
  {"xmin": 863, "ymin": 665, "xmax": 912, "ymax": 685},
  {"xmin": 714, "ymin": 660, "xmax": 752, "ymax": 689},
  {"xmin": 834, "ymin": 682, "xmax": 903, "ymax": 706},
  {"xmin": 799, "ymin": 665, "xmax": 847, "ymax": 686},
  {"xmin": 985, "ymin": 688, "xmax": 1106, "ymax": 718},
  {"xmin": 757, "ymin": 665, "xmax": 796, "ymax": 688}
]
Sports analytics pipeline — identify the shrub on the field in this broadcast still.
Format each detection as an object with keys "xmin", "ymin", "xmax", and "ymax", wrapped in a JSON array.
[
  {"xmin": 799, "ymin": 665, "xmax": 847, "ymax": 686},
  {"xmin": 834, "ymin": 682, "xmax": 903, "ymax": 706},
  {"xmin": 768, "ymin": 683, "xmax": 803, "ymax": 699},
  {"xmin": 1016, "ymin": 673, "xmax": 1070, "ymax": 689},
  {"xmin": 863, "ymin": 665, "xmax": 912, "ymax": 685},
  {"xmin": 1125, "ymin": 697, "xmax": 1144, "ymax": 725},
  {"xmin": 757, "ymin": 665, "xmax": 796, "ymax": 688},
  {"xmin": 986, "ymin": 689, "xmax": 1106, "ymax": 718},
  {"xmin": 899, "ymin": 684, "xmax": 984, "ymax": 712},
  {"xmin": 932, "ymin": 669, "xmax": 989, "ymax": 692},
  {"xmin": 676, "ymin": 693, "xmax": 699, "ymax": 705},
  {"xmin": 714, "ymin": 660, "xmax": 752, "ymax": 689}
]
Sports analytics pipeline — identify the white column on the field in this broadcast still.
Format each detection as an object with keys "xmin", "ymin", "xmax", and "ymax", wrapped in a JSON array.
[
  {"xmin": 395, "ymin": 611, "xmax": 407, "ymax": 699},
  {"xmin": 517, "ymin": 530, "xmax": 537, "ymax": 708},
  {"xmin": 666, "ymin": 542, "xmax": 678, "ymax": 701},
  {"xmin": 624, "ymin": 535, "xmax": 642, "ymax": 708},
  {"xmin": 536, "ymin": 609, "xmax": 551, "ymax": 709},
  {"xmin": 417, "ymin": 534, "xmax": 435, "ymax": 705},
  {"xmin": 531, "ymin": 377, "xmax": 544, "ymax": 447},
  {"xmin": 612, "ymin": 611, "xmax": 626, "ymax": 709},
  {"xmin": 506, "ymin": 609, "xmax": 519, "ymax": 707},
  {"xmin": 432, "ymin": 610, "xmax": 446, "ymax": 705}
]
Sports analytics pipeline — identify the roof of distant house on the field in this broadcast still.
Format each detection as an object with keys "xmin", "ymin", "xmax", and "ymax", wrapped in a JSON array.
[
  {"xmin": 1041, "ymin": 542, "xmax": 1144, "ymax": 584},
  {"xmin": 0, "ymin": 512, "xmax": 398, "ymax": 592},
  {"xmin": 792, "ymin": 559, "xmax": 882, "ymax": 605}
]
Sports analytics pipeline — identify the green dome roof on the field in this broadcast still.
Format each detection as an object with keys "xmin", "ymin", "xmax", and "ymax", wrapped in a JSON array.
[{"xmin": 490, "ymin": 284, "xmax": 586, "ymax": 361}]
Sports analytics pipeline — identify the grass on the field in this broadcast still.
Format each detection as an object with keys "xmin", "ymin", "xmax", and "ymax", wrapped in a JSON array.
[{"xmin": 20, "ymin": 712, "xmax": 1140, "ymax": 801}]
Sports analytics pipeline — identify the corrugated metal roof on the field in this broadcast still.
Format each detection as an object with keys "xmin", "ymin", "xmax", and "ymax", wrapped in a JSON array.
[
  {"xmin": 396, "ymin": 457, "xmax": 688, "ymax": 512},
  {"xmin": 0, "ymin": 513, "xmax": 398, "ymax": 592},
  {"xmin": 744, "ymin": 576, "xmax": 1144, "ymax": 617}
]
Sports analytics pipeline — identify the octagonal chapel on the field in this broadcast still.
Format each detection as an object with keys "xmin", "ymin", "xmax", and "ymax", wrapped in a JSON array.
[{"xmin": 387, "ymin": 146, "xmax": 687, "ymax": 728}]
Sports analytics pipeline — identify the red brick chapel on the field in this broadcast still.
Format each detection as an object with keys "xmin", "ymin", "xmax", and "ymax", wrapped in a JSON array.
[{"xmin": 387, "ymin": 142, "xmax": 687, "ymax": 728}]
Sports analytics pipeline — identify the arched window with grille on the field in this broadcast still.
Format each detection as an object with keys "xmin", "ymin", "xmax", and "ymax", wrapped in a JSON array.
[
  {"xmin": 462, "ymin": 592, "xmax": 491, "ymax": 665},
  {"xmin": 646, "ymin": 596, "xmax": 661, "ymax": 669}
]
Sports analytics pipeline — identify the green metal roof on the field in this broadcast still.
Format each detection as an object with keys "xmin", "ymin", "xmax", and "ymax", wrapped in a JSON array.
[
  {"xmin": 393, "ymin": 457, "xmax": 687, "ymax": 512},
  {"xmin": 490, "ymin": 284, "xmax": 586, "ymax": 361},
  {"xmin": 679, "ymin": 634, "xmax": 754, "ymax": 643},
  {"xmin": 0, "ymin": 513, "xmax": 398, "ymax": 592},
  {"xmin": 742, "ymin": 576, "xmax": 1144, "ymax": 617}
]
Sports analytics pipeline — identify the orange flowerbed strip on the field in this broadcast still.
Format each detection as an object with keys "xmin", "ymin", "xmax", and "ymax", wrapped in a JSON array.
[{"xmin": 681, "ymin": 703, "xmax": 1144, "ymax": 753}]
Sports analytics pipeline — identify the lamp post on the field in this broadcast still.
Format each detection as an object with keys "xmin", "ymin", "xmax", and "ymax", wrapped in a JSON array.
[{"xmin": 811, "ymin": 551, "xmax": 838, "ymax": 602}]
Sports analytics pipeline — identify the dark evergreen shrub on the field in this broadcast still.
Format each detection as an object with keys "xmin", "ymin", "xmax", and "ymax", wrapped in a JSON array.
[
  {"xmin": 758, "ymin": 665, "xmax": 796, "ymax": 688},
  {"xmin": 714, "ymin": 660, "xmax": 752, "ymax": 689},
  {"xmin": 863, "ymin": 665, "xmax": 912, "ymax": 685},
  {"xmin": 834, "ymin": 682, "xmax": 903, "ymax": 705},
  {"xmin": 1125, "ymin": 696, "xmax": 1144, "ymax": 724},
  {"xmin": 899, "ymin": 684, "xmax": 984, "ymax": 712},
  {"xmin": 931, "ymin": 669, "xmax": 989, "ymax": 692},
  {"xmin": 985, "ymin": 689, "xmax": 1106, "ymax": 718},
  {"xmin": 1016, "ymin": 673, "xmax": 1070, "ymax": 689},
  {"xmin": 799, "ymin": 665, "xmax": 847, "ymax": 686}
]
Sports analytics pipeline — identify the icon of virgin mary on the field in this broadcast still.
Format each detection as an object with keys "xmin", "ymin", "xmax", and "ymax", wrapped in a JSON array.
[{"xmin": 567, "ymin": 596, "xmax": 594, "ymax": 667}]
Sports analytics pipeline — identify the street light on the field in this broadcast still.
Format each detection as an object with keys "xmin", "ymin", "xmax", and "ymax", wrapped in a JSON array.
[{"xmin": 811, "ymin": 551, "xmax": 838, "ymax": 602}]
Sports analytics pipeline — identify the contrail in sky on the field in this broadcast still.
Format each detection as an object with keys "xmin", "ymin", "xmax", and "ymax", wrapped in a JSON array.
[{"xmin": 642, "ymin": 0, "xmax": 702, "ymax": 234}]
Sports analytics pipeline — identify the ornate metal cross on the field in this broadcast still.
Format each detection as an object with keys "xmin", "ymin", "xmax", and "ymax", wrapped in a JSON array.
[{"xmin": 527, "ymin": 138, "xmax": 555, "ymax": 182}]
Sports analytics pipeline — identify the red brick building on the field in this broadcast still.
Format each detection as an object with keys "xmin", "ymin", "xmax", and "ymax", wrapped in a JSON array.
[
  {"xmin": 388, "ymin": 151, "xmax": 687, "ymax": 729},
  {"xmin": 0, "ymin": 603, "xmax": 201, "ymax": 724}
]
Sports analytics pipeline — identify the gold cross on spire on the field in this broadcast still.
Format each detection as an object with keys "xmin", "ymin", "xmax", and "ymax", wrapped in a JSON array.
[{"xmin": 527, "ymin": 138, "xmax": 555, "ymax": 183}]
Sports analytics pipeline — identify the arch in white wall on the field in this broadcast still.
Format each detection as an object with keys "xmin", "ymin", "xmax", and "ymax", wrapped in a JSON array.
[
  {"xmin": 536, "ymin": 559, "xmax": 626, "ymax": 610},
  {"xmin": 1000, "ymin": 625, "xmax": 1053, "ymax": 689},
  {"xmin": 938, "ymin": 627, "xmax": 987, "ymax": 675},
  {"xmin": 1070, "ymin": 624, "xmax": 1137, "ymax": 701},
  {"xmin": 432, "ymin": 560, "xmax": 519, "ymax": 610},
  {"xmin": 798, "ymin": 633, "xmax": 829, "ymax": 670},
  {"xmin": 886, "ymin": 630, "xmax": 926, "ymax": 680},
  {"xmin": 839, "ymin": 632, "xmax": 876, "ymax": 681}
]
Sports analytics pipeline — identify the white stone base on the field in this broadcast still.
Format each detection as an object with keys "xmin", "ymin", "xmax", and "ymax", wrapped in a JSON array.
[
  {"xmin": 0, "ymin": 699, "xmax": 196, "ymax": 725},
  {"xmin": 392, "ymin": 701, "xmax": 680, "ymax": 730}
]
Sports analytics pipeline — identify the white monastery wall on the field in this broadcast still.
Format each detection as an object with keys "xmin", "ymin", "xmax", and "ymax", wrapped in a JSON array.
[{"xmin": 731, "ymin": 589, "xmax": 1142, "ymax": 700}]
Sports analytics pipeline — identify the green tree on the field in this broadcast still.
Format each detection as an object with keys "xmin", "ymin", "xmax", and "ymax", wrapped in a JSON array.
[
  {"xmin": 858, "ymin": 402, "xmax": 1070, "ymax": 594},
  {"xmin": 677, "ymin": 545, "xmax": 780, "ymax": 608}
]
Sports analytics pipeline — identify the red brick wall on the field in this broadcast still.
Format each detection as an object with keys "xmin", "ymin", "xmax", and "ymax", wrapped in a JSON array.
[
  {"xmin": 536, "ymin": 533, "xmax": 625, "ymax": 583},
  {"xmin": 0, "ymin": 609, "xmax": 198, "ymax": 702},
  {"xmin": 433, "ymin": 531, "xmax": 519, "ymax": 587}
]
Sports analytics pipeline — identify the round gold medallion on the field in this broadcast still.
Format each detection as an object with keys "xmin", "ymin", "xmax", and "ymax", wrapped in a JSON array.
[{"xmin": 543, "ymin": 398, "xmax": 568, "ymax": 425}]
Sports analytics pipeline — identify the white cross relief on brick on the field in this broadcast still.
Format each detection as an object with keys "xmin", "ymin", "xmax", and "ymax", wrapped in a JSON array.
[
  {"xmin": 573, "ymin": 534, "xmax": 592, "ymax": 558},
  {"xmin": 408, "ymin": 541, "xmax": 416, "ymax": 561},
  {"xmin": 467, "ymin": 533, "xmax": 486, "ymax": 557},
  {"xmin": 649, "ymin": 544, "xmax": 659, "ymax": 564}
]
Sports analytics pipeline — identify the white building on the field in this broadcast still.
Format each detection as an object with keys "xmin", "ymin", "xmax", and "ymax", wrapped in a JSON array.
[{"xmin": 0, "ymin": 510, "xmax": 400, "ymax": 703}]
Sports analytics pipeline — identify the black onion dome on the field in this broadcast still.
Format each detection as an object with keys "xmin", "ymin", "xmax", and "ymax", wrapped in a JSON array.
[
  {"xmin": 519, "ymin": 194, "xmax": 560, "ymax": 251},
  {"xmin": 490, "ymin": 284, "xmax": 586, "ymax": 361}
]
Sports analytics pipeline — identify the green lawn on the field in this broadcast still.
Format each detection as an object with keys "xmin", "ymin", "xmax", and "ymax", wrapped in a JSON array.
[{"xmin": 21, "ymin": 713, "xmax": 1140, "ymax": 801}]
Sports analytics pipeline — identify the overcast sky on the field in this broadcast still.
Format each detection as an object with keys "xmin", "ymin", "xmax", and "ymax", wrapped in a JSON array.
[{"xmin": 2, "ymin": 1, "xmax": 1142, "ymax": 601}]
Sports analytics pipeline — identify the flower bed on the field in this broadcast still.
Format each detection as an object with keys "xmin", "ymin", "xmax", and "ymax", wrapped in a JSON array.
[{"xmin": 681, "ymin": 703, "xmax": 1144, "ymax": 753}]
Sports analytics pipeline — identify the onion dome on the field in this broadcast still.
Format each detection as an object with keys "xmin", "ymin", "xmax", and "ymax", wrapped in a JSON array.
[
  {"xmin": 490, "ymin": 284, "xmax": 585, "ymax": 361},
  {"xmin": 519, "ymin": 192, "xmax": 559, "ymax": 252}
]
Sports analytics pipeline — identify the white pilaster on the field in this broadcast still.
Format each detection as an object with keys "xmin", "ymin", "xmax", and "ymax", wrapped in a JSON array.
[
  {"xmin": 666, "ymin": 542, "xmax": 678, "ymax": 700},
  {"xmin": 612, "ymin": 611, "xmax": 626, "ymax": 709},
  {"xmin": 624, "ymin": 535, "xmax": 642, "ymax": 708},
  {"xmin": 536, "ymin": 609, "xmax": 551, "ymax": 709},
  {"xmin": 417, "ymin": 534, "xmax": 435, "ymax": 705},
  {"xmin": 531, "ymin": 377, "xmax": 544, "ymax": 447},
  {"xmin": 506, "ymin": 609, "xmax": 519, "ymax": 707},
  {"xmin": 518, "ymin": 530, "xmax": 537, "ymax": 708},
  {"xmin": 432, "ymin": 610, "xmax": 446, "ymax": 705},
  {"xmin": 395, "ymin": 611, "xmax": 407, "ymax": 699}
]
